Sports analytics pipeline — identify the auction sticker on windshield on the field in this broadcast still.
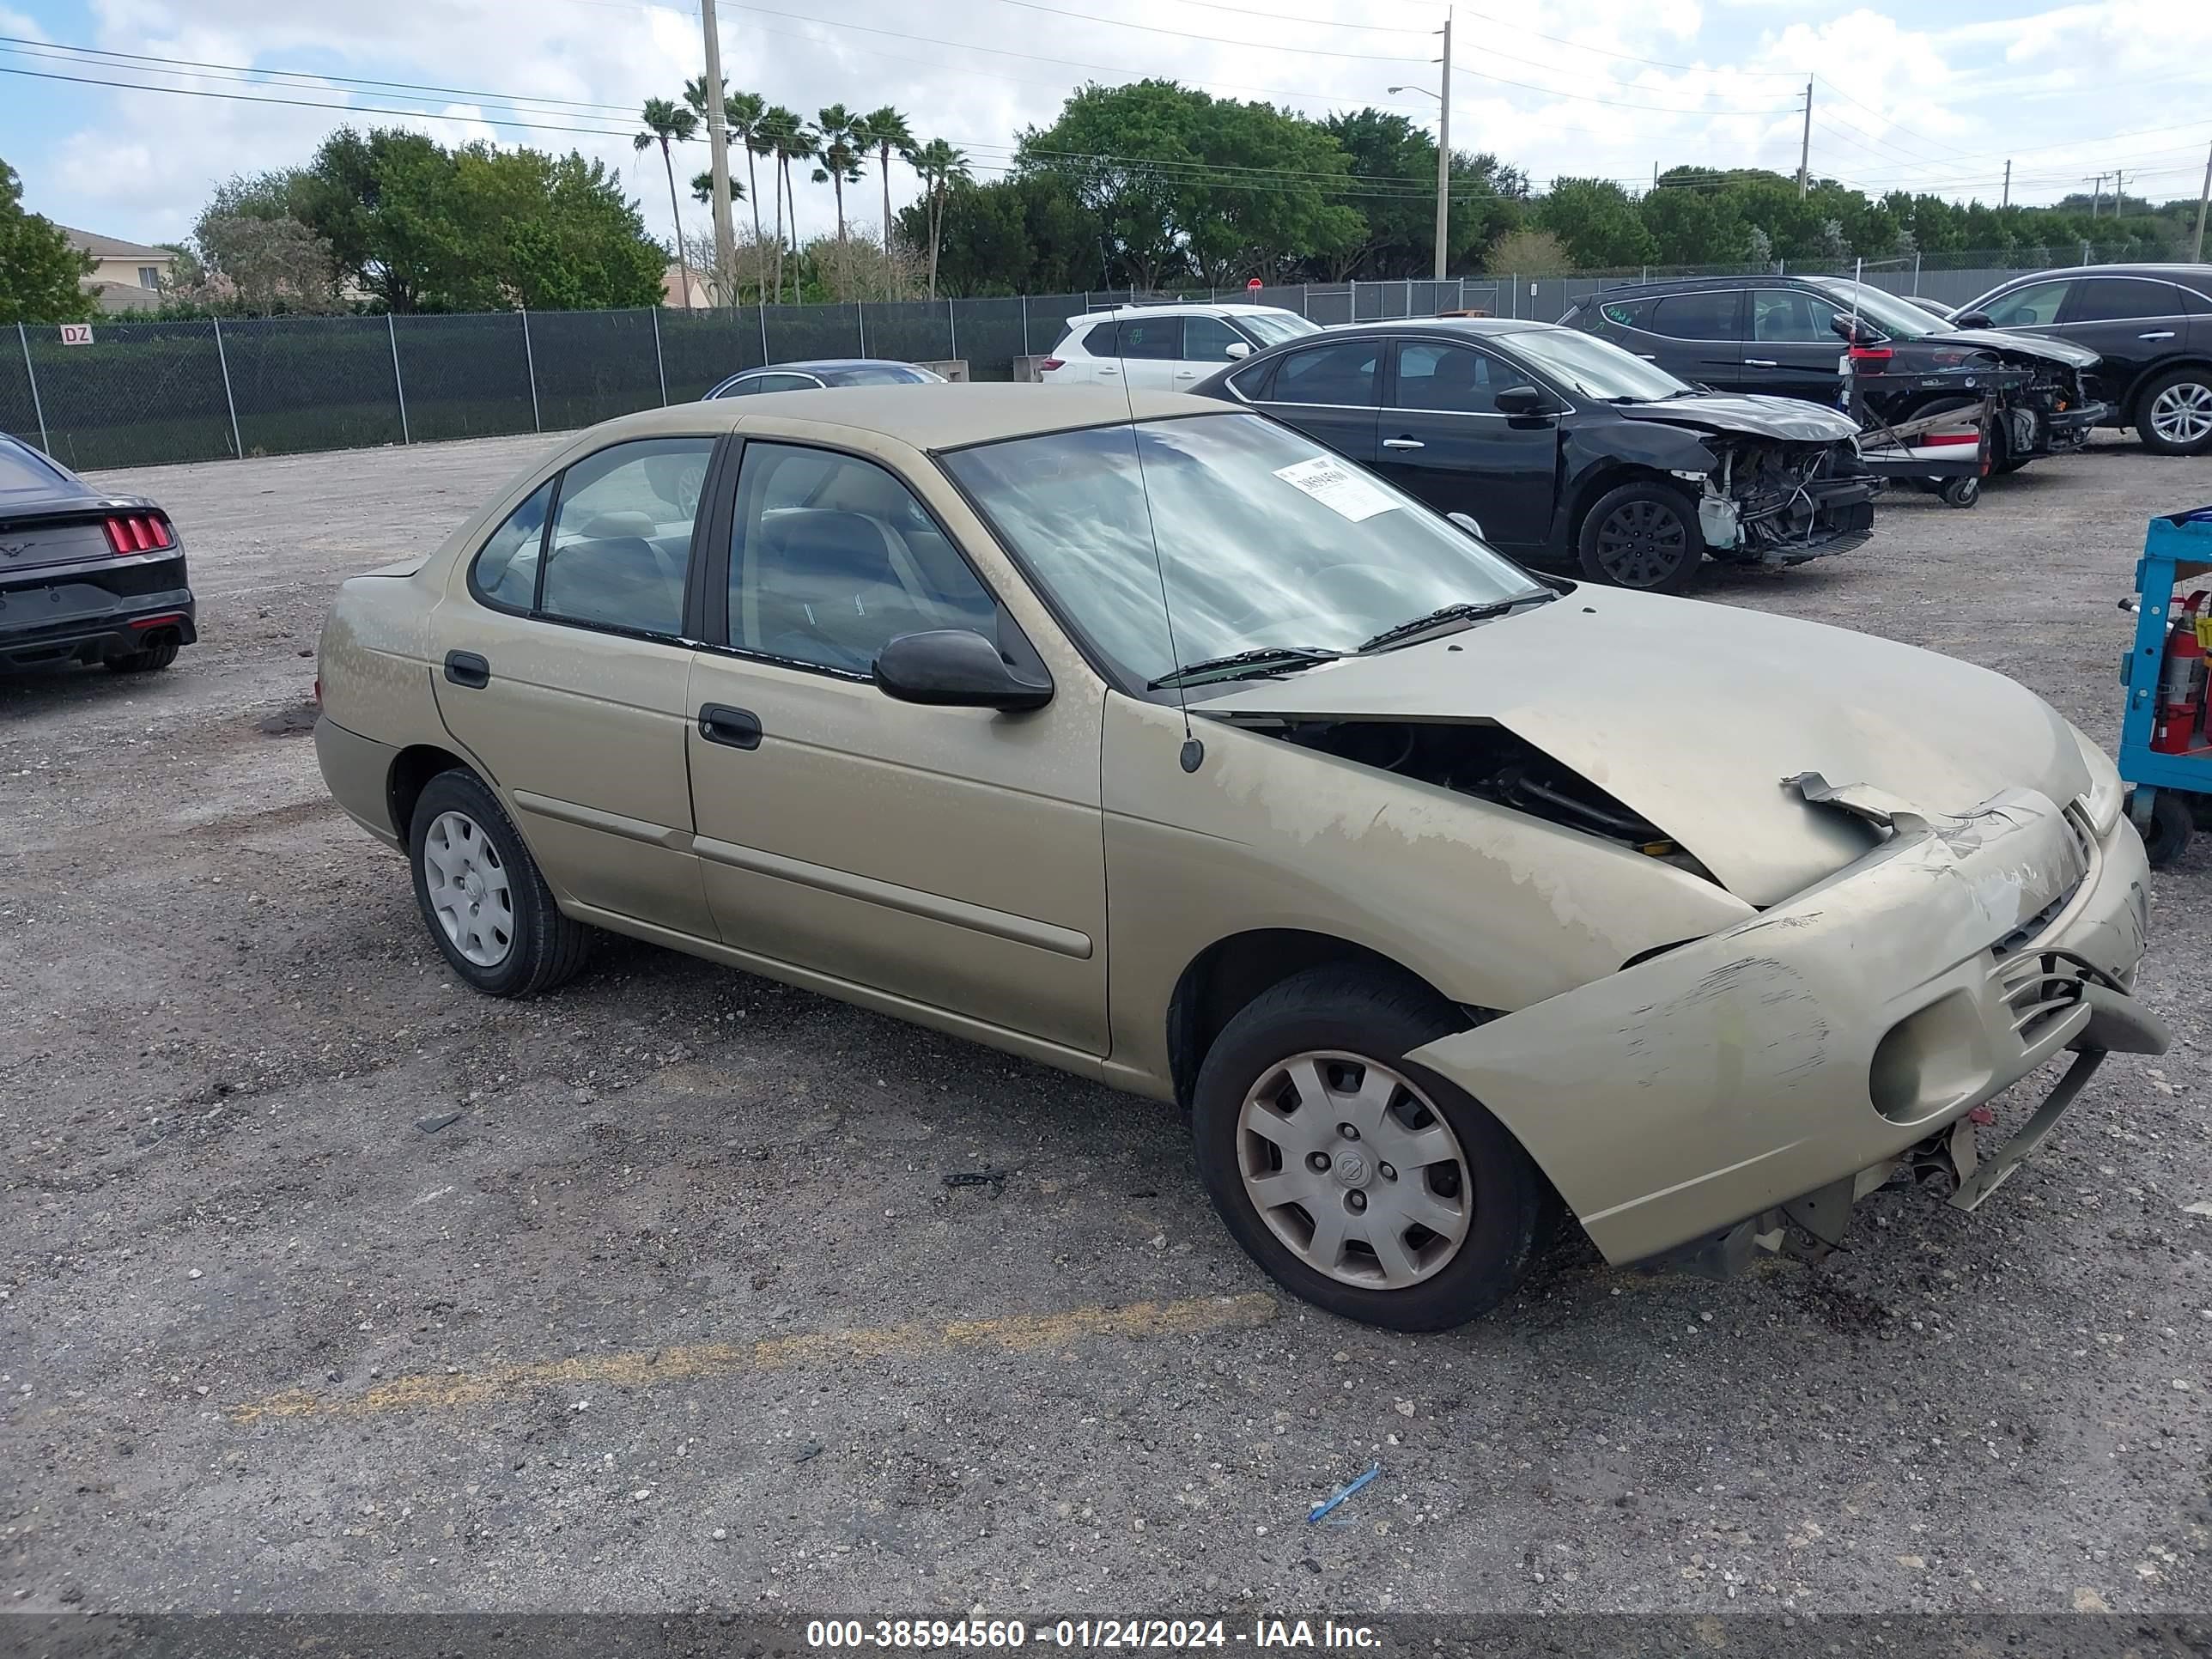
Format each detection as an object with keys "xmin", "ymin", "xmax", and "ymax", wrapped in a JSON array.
[{"xmin": 1273, "ymin": 456, "xmax": 1396, "ymax": 522}]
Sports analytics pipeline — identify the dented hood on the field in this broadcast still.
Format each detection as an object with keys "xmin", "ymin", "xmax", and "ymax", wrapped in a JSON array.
[
  {"xmin": 1611, "ymin": 394, "xmax": 1861, "ymax": 445},
  {"xmin": 1198, "ymin": 587, "xmax": 2088, "ymax": 906},
  {"xmin": 1935, "ymin": 327, "xmax": 2101, "ymax": 370}
]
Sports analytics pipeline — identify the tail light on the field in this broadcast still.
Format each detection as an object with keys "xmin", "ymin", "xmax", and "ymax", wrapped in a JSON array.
[
  {"xmin": 102, "ymin": 514, "xmax": 173, "ymax": 554},
  {"xmin": 1848, "ymin": 345, "xmax": 1893, "ymax": 362},
  {"xmin": 1038, "ymin": 357, "xmax": 1064, "ymax": 372}
]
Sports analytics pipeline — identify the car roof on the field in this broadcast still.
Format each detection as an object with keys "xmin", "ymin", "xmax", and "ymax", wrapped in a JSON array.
[
  {"xmin": 616, "ymin": 383, "xmax": 1237, "ymax": 453},
  {"xmin": 735, "ymin": 358, "xmax": 923, "ymax": 374},
  {"xmin": 1978, "ymin": 263, "xmax": 2212, "ymax": 283},
  {"xmin": 1072, "ymin": 302, "xmax": 1299, "ymax": 323},
  {"xmin": 1318, "ymin": 317, "xmax": 1553, "ymax": 338},
  {"xmin": 1575, "ymin": 274, "xmax": 1832, "ymax": 301}
]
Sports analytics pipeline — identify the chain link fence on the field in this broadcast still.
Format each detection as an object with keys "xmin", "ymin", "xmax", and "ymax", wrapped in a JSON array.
[{"xmin": 6, "ymin": 248, "xmax": 2084, "ymax": 471}]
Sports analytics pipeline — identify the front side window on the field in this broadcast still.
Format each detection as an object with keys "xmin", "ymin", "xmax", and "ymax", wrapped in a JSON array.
[
  {"xmin": 469, "ymin": 480, "xmax": 555, "ymax": 611},
  {"xmin": 1267, "ymin": 339, "xmax": 1380, "ymax": 406},
  {"xmin": 1650, "ymin": 290, "xmax": 1742, "ymax": 340},
  {"xmin": 1183, "ymin": 314, "xmax": 1248, "ymax": 362},
  {"xmin": 1749, "ymin": 289, "xmax": 1843, "ymax": 343},
  {"xmin": 1809, "ymin": 278, "xmax": 1939, "ymax": 340},
  {"xmin": 1392, "ymin": 343, "xmax": 1536, "ymax": 413},
  {"xmin": 538, "ymin": 437, "xmax": 715, "ymax": 637},
  {"xmin": 1980, "ymin": 280, "xmax": 2071, "ymax": 328},
  {"xmin": 942, "ymin": 412, "xmax": 1547, "ymax": 692},
  {"xmin": 2066, "ymin": 278, "xmax": 2185, "ymax": 323},
  {"xmin": 730, "ymin": 443, "xmax": 997, "ymax": 675}
]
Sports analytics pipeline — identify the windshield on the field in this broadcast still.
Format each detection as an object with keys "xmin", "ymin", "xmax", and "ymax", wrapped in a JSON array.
[
  {"xmin": 942, "ymin": 412, "xmax": 1547, "ymax": 693},
  {"xmin": 1809, "ymin": 278, "xmax": 1942, "ymax": 341},
  {"xmin": 1508, "ymin": 326, "xmax": 1693, "ymax": 401},
  {"xmin": 825, "ymin": 364, "xmax": 938, "ymax": 386},
  {"xmin": 1242, "ymin": 311, "xmax": 1323, "ymax": 347}
]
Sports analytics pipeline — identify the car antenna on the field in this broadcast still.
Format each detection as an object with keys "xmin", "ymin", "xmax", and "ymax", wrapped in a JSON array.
[{"xmin": 1115, "ymin": 302, "xmax": 1204, "ymax": 773}]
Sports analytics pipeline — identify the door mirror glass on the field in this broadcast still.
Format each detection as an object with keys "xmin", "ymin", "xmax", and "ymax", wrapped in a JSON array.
[
  {"xmin": 875, "ymin": 629, "xmax": 1053, "ymax": 711},
  {"xmin": 1492, "ymin": 383, "xmax": 1548, "ymax": 415},
  {"xmin": 1951, "ymin": 310, "xmax": 1992, "ymax": 330},
  {"xmin": 1224, "ymin": 340, "xmax": 1252, "ymax": 360},
  {"xmin": 1828, "ymin": 313, "xmax": 1867, "ymax": 343}
]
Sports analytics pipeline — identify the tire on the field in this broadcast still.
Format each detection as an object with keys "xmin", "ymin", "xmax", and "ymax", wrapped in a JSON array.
[
  {"xmin": 407, "ymin": 769, "xmax": 591, "ymax": 996},
  {"xmin": 2135, "ymin": 367, "xmax": 2212, "ymax": 457},
  {"xmin": 1941, "ymin": 474, "xmax": 1981, "ymax": 508},
  {"xmin": 2136, "ymin": 789, "xmax": 2194, "ymax": 869},
  {"xmin": 105, "ymin": 635, "xmax": 179, "ymax": 673},
  {"xmin": 1189, "ymin": 964, "xmax": 1553, "ymax": 1332},
  {"xmin": 1576, "ymin": 480, "xmax": 1703, "ymax": 594}
]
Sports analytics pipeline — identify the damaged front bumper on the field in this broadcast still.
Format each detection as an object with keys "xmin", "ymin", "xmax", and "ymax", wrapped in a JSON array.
[
  {"xmin": 1697, "ymin": 476, "xmax": 1878, "ymax": 568},
  {"xmin": 2013, "ymin": 398, "xmax": 2112, "ymax": 461},
  {"xmin": 1406, "ymin": 783, "xmax": 2166, "ymax": 1267}
]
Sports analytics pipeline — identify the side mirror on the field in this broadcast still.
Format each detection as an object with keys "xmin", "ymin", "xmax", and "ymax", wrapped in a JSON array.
[
  {"xmin": 1952, "ymin": 310, "xmax": 1992, "ymax": 330},
  {"xmin": 1448, "ymin": 511, "xmax": 1487, "ymax": 541},
  {"xmin": 1492, "ymin": 384, "xmax": 1549, "ymax": 416},
  {"xmin": 875, "ymin": 629, "xmax": 1053, "ymax": 712},
  {"xmin": 1224, "ymin": 341, "xmax": 1252, "ymax": 360}
]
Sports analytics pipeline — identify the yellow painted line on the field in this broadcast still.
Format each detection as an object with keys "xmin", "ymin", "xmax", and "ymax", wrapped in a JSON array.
[{"xmin": 228, "ymin": 1292, "xmax": 1278, "ymax": 1424}]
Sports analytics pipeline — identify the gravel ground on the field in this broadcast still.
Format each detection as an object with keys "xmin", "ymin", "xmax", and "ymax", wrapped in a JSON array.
[{"xmin": 2, "ymin": 430, "xmax": 2208, "ymax": 1618}]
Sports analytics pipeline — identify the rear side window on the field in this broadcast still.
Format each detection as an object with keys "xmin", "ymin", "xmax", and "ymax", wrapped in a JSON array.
[
  {"xmin": 469, "ymin": 480, "xmax": 554, "ymax": 611},
  {"xmin": 1077, "ymin": 321, "xmax": 1116, "ymax": 356},
  {"xmin": 1592, "ymin": 297, "xmax": 1652, "ymax": 331},
  {"xmin": 1650, "ymin": 290, "xmax": 1742, "ymax": 339},
  {"xmin": 1267, "ymin": 339, "xmax": 1380, "ymax": 406},
  {"xmin": 1115, "ymin": 316, "xmax": 1180, "ymax": 360},
  {"xmin": 2065, "ymin": 278, "xmax": 2185, "ymax": 323},
  {"xmin": 533, "ymin": 438, "xmax": 716, "ymax": 638}
]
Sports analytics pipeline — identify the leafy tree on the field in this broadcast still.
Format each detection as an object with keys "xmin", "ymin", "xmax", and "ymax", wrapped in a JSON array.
[
  {"xmin": 903, "ymin": 172, "xmax": 1104, "ymax": 295},
  {"xmin": 1316, "ymin": 112, "xmax": 1524, "ymax": 280},
  {"xmin": 1536, "ymin": 177, "xmax": 1655, "ymax": 269},
  {"xmin": 0, "ymin": 158, "xmax": 94, "ymax": 324},
  {"xmin": 855, "ymin": 106, "xmax": 915, "ymax": 262},
  {"xmin": 1484, "ymin": 227, "xmax": 1571, "ymax": 276},
  {"xmin": 635, "ymin": 97, "xmax": 700, "ymax": 304}
]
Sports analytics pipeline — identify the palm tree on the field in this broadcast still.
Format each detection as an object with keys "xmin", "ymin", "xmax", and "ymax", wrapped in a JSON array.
[
  {"xmin": 855, "ymin": 106, "xmax": 915, "ymax": 268},
  {"xmin": 635, "ymin": 96, "xmax": 700, "ymax": 306},
  {"xmin": 722, "ymin": 91, "xmax": 769, "ymax": 296},
  {"xmin": 690, "ymin": 170, "xmax": 745, "ymax": 208},
  {"xmin": 910, "ymin": 138, "xmax": 969, "ymax": 300},
  {"xmin": 769, "ymin": 112, "xmax": 817, "ymax": 304},
  {"xmin": 813, "ymin": 104, "xmax": 866, "ymax": 258}
]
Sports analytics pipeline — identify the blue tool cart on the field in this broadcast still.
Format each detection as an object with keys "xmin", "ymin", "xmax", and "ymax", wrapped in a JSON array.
[{"xmin": 2118, "ymin": 504, "xmax": 2212, "ymax": 866}]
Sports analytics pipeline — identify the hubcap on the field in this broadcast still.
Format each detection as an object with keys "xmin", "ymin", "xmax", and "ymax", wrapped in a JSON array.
[
  {"xmin": 2150, "ymin": 381, "xmax": 2212, "ymax": 446},
  {"xmin": 422, "ymin": 810, "xmax": 514, "ymax": 968},
  {"xmin": 1236, "ymin": 1051, "xmax": 1472, "ymax": 1290},
  {"xmin": 1595, "ymin": 500, "xmax": 1690, "ymax": 587}
]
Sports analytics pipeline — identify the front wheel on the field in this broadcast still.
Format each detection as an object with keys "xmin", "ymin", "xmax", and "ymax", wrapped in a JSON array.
[
  {"xmin": 1190, "ymin": 965, "xmax": 1553, "ymax": 1331},
  {"xmin": 407, "ymin": 769, "xmax": 591, "ymax": 996},
  {"xmin": 2136, "ymin": 368, "xmax": 2212, "ymax": 456},
  {"xmin": 1941, "ymin": 474, "xmax": 1981, "ymax": 507},
  {"xmin": 2135, "ymin": 789, "xmax": 2194, "ymax": 868},
  {"xmin": 1576, "ymin": 480, "xmax": 1703, "ymax": 594}
]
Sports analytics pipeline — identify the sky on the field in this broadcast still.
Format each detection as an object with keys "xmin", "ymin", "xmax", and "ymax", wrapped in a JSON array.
[{"xmin": 2, "ymin": 0, "xmax": 2208, "ymax": 256}]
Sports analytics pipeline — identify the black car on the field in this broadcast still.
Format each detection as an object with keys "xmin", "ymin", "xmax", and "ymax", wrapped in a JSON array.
[
  {"xmin": 0, "ymin": 434, "xmax": 193, "ymax": 675},
  {"xmin": 1558, "ymin": 274, "xmax": 2106, "ymax": 472},
  {"xmin": 1192, "ymin": 318, "xmax": 1875, "ymax": 594},
  {"xmin": 704, "ymin": 358, "xmax": 947, "ymax": 398},
  {"xmin": 1953, "ymin": 264, "xmax": 2212, "ymax": 455}
]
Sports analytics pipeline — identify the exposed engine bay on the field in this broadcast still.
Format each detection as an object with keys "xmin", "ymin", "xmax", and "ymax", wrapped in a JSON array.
[
  {"xmin": 1693, "ymin": 437, "xmax": 1877, "ymax": 565},
  {"xmin": 1258, "ymin": 716, "xmax": 1717, "ymax": 880}
]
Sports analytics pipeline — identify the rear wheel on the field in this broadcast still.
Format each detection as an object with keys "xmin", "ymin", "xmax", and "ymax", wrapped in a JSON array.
[
  {"xmin": 105, "ymin": 635, "xmax": 179, "ymax": 673},
  {"xmin": 1576, "ymin": 480, "xmax": 1702, "ymax": 594},
  {"xmin": 1941, "ymin": 474, "xmax": 1981, "ymax": 507},
  {"xmin": 2136, "ymin": 368, "xmax": 2212, "ymax": 456},
  {"xmin": 407, "ymin": 769, "xmax": 591, "ymax": 996},
  {"xmin": 2136, "ymin": 789, "xmax": 2195, "ymax": 868},
  {"xmin": 1190, "ymin": 965, "xmax": 1553, "ymax": 1331}
]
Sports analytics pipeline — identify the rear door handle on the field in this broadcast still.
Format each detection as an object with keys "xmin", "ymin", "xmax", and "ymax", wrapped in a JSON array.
[
  {"xmin": 2139, "ymin": 331, "xmax": 2177, "ymax": 341},
  {"xmin": 697, "ymin": 703, "xmax": 762, "ymax": 750},
  {"xmin": 442, "ymin": 650, "xmax": 490, "ymax": 689},
  {"xmin": 1097, "ymin": 365, "xmax": 1120, "ymax": 376},
  {"xmin": 1174, "ymin": 369, "xmax": 1199, "ymax": 380},
  {"xmin": 1742, "ymin": 358, "xmax": 1778, "ymax": 368},
  {"xmin": 1382, "ymin": 437, "xmax": 1425, "ymax": 450}
]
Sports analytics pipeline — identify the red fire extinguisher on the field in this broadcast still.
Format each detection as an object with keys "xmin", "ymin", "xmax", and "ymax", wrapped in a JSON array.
[{"xmin": 2152, "ymin": 591, "xmax": 2209, "ymax": 754}]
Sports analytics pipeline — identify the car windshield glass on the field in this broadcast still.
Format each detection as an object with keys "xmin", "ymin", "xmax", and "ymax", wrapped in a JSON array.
[
  {"xmin": 1811, "ymin": 279, "xmax": 1941, "ymax": 340},
  {"xmin": 1242, "ymin": 311, "xmax": 1323, "ymax": 346},
  {"xmin": 1504, "ymin": 326, "xmax": 1692, "ymax": 400},
  {"xmin": 0, "ymin": 441, "xmax": 64, "ymax": 493},
  {"xmin": 942, "ymin": 413, "xmax": 1547, "ymax": 693},
  {"xmin": 824, "ymin": 365, "xmax": 924, "ymax": 385}
]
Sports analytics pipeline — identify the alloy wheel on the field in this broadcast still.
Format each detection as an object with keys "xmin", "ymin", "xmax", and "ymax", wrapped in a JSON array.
[
  {"xmin": 1595, "ymin": 499, "xmax": 1689, "ymax": 587},
  {"xmin": 422, "ymin": 810, "xmax": 514, "ymax": 967},
  {"xmin": 1236, "ymin": 1050, "xmax": 1472, "ymax": 1289},
  {"xmin": 2149, "ymin": 380, "xmax": 2212, "ymax": 447}
]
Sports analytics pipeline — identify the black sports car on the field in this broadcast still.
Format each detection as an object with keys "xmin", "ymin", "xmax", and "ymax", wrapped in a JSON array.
[
  {"xmin": 1557, "ymin": 274, "xmax": 2106, "ymax": 473},
  {"xmin": 1191, "ymin": 318, "xmax": 1875, "ymax": 594},
  {"xmin": 0, "ymin": 433, "xmax": 194, "ymax": 675}
]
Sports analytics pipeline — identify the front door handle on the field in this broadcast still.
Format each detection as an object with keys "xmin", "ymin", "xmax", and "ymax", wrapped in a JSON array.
[
  {"xmin": 1382, "ymin": 437, "xmax": 1425, "ymax": 450},
  {"xmin": 1742, "ymin": 358, "xmax": 1778, "ymax": 368},
  {"xmin": 443, "ymin": 650, "xmax": 490, "ymax": 689},
  {"xmin": 2139, "ymin": 330, "xmax": 2177, "ymax": 341},
  {"xmin": 697, "ymin": 703, "xmax": 762, "ymax": 750}
]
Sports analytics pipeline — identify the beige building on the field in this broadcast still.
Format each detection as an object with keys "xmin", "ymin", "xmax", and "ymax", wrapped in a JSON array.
[{"xmin": 62, "ymin": 227, "xmax": 177, "ymax": 313}]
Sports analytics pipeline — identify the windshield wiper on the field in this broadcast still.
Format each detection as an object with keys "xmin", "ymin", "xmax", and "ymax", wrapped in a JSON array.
[
  {"xmin": 1356, "ymin": 593, "xmax": 1553, "ymax": 653},
  {"xmin": 1148, "ymin": 646, "xmax": 1343, "ymax": 690}
]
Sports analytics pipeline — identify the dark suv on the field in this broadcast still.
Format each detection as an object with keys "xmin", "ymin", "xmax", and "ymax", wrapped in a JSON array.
[
  {"xmin": 1953, "ymin": 264, "xmax": 2212, "ymax": 455},
  {"xmin": 1559, "ymin": 274, "xmax": 2107, "ymax": 472}
]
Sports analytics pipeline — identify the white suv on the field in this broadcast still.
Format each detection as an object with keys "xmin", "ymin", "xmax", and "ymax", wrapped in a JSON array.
[{"xmin": 1037, "ymin": 303, "xmax": 1322, "ymax": 389}]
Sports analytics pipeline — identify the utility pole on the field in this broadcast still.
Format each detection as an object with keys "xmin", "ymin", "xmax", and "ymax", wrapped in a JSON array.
[
  {"xmin": 2085, "ymin": 173, "xmax": 2108, "ymax": 218},
  {"xmin": 2001, "ymin": 159, "xmax": 2010, "ymax": 210},
  {"xmin": 1796, "ymin": 78, "xmax": 1812, "ymax": 199},
  {"xmin": 2112, "ymin": 167, "xmax": 2126, "ymax": 217},
  {"xmin": 699, "ymin": 0, "xmax": 738, "ymax": 301},
  {"xmin": 1433, "ymin": 10, "xmax": 1452, "ymax": 282},
  {"xmin": 2193, "ymin": 141, "xmax": 2211, "ymax": 262}
]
